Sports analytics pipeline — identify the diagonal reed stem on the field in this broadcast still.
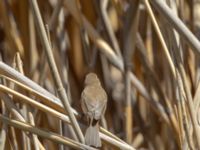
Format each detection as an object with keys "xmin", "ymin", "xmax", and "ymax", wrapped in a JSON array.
[
  {"xmin": 0, "ymin": 115, "xmax": 97, "ymax": 150},
  {"xmin": 29, "ymin": 0, "xmax": 84, "ymax": 143}
]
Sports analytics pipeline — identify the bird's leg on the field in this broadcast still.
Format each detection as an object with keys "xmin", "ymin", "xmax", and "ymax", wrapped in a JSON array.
[
  {"xmin": 90, "ymin": 111, "xmax": 99, "ymax": 126},
  {"xmin": 89, "ymin": 117, "xmax": 93, "ymax": 126},
  {"xmin": 92, "ymin": 119, "xmax": 99, "ymax": 126}
]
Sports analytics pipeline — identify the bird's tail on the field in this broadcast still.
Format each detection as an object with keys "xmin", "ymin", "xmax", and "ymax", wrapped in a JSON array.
[{"xmin": 85, "ymin": 122, "xmax": 101, "ymax": 147}]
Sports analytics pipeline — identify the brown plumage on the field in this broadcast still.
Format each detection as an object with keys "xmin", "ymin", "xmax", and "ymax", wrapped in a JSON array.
[{"xmin": 81, "ymin": 73, "xmax": 107, "ymax": 147}]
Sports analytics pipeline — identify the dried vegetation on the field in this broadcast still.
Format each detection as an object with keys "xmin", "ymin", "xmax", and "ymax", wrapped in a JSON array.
[{"xmin": 0, "ymin": 0, "xmax": 200, "ymax": 150}]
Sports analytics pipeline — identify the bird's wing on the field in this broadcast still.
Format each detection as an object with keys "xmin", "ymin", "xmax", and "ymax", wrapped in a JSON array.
[
  {"xmin": 81, "ymin": 90, "xmax": 89, "ymax": 114},
  {"xmin": 89, "ymin": 88, "xmax": 107, "ymax": 119},
  {"xmin": 81, "ymin": 86, "xmax": 107, "ymax": 119}
]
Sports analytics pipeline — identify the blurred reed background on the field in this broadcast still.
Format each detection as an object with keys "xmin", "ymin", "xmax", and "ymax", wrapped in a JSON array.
[{"xmin": 0, "ymin": 0, "xmax": 200, "ymax": 149}]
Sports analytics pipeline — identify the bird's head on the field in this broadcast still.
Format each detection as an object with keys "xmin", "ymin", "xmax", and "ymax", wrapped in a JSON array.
[{"xmin": 84, "ymin": 73, "xmax": 100, "ymax": 86}]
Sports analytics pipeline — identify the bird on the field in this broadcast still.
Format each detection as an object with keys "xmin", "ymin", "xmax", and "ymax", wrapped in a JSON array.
[{"xmin": 81, "ymin": 73, "xmax": 107, "ymax": 147}]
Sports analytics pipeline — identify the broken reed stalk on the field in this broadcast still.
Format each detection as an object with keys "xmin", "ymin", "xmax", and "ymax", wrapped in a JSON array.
[
  {"xmin": 0, "ymin": 85, "xmax": 71, "ymax": 123},
  {"xmin": 0, "ymin": 0, "xmax": 200, "ymax": 149},
  {"xmin": 0, "ymin": 115, "xmax": 97, "ymax": 150},
  {"xmin": 0, "ymin": 62, "xmax": 63, "ymax": 108},
  {"xmin": 0, "ymin": 109, "xmax": 135, "ymax": 150},
  {"xmin": 0, "ymin": 62, "xmax": 136, "ymax": 147},
  {"xmin": 0, "ymin": 74, "xmax": 65, "ymax": 114},
  {"xmin": 0, "ymin": 50, "xmax": 135, "ymax": 149},
  {"xmin": 28, "ymin": 112, "xmax": 40, "ymax": 150},
  {"xmin": 0, "ymin": 64, "xmax": 134, "ymax": 149},
  {"xmin": 1, "ymin": 76, "xmax": 134, "ymax": 149},
  {"xmin": 1, "ymin": 0, "xmax": 200, "ymax": 149},
  {"xmin": 3, "ymin": 57, "xmax": 44, "ymax": 149},
  {"xmin": 0, "ymin": 65, "xmax": 18, "ymax": 150},
  {"xmin": 0, "ymin": 91, "xmax": 45, "ymax": 150},
  {"xmin": 29, "ymin": 0, "xmax": 85, "ymax": 143},
  {"xmin": 15, "ymin": 53, "xmax": 31, "ymax": 150}
]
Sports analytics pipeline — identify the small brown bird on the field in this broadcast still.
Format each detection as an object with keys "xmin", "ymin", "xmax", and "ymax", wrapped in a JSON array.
[{"xmin": 81, "ymin": 73, "xmax": 107, "ymax": 147}]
